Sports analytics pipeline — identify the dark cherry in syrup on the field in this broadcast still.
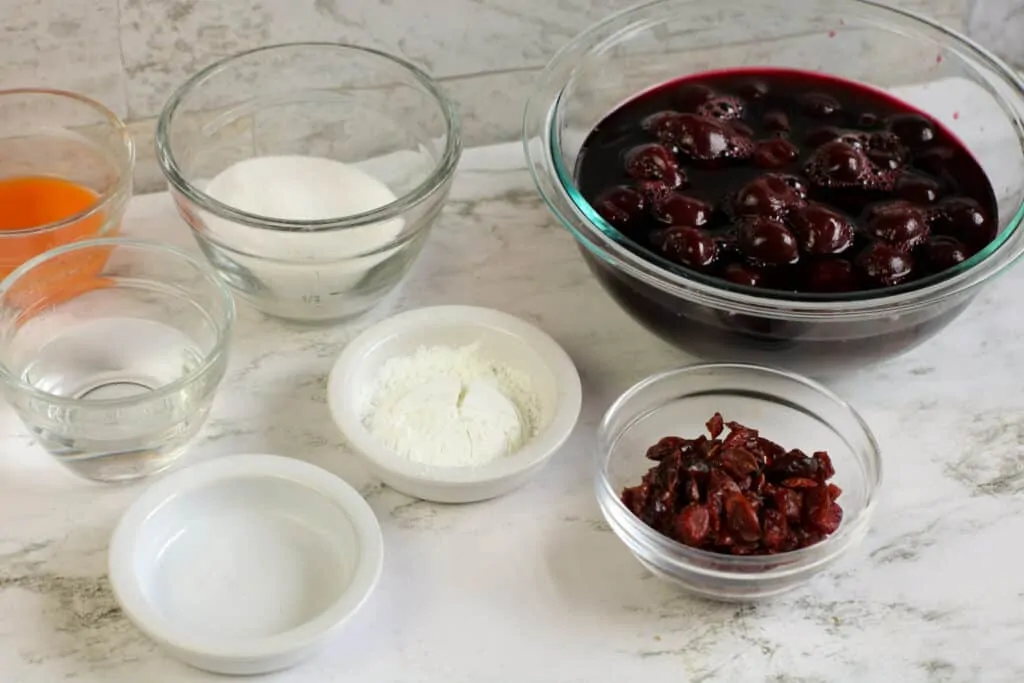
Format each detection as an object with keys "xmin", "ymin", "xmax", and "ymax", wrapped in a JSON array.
[
  {"xmin": 790, "ymin": 204, "xmax": 855, "ymax": 255},
  {"xmin": 624, "ymin": 143, "xmax": 686, "ymax": 188},
  {"xmin": 857, "ymin": 242, "xmax": 915, "ymax": 287},
  {"xmin": 753, "ymin": 138, "xmax": 800, "ymax": 169},
  {"xmin": 659, "ymin": 226, "xmax": 719, "ymax": 269},
  {"xmin": 739, "ymin": 218, "xmax": 800, "ymax": 266},
  {"xmin": 734, "ymin": 174, "xmax": 805, "ymax": 220},
  {"xmin": 895, "ymin": 175, "xmax": 941, "ymax": 204},
  {"xmin": 930, "ymin": 197, "xmax": 997, "ymax": 249},
  {"xmin": 593, "ymin": 185, "xmax": 645, "ymax": 230},
  {"xmin": 806, "ymin": 258, "xmax": 857, "ymax": 293},
  {"xmin": 575, "ymin": 68, "xmax": 998, "ymax": 297},
  {"xmin": 863, "ymin": 200, "xmax": 930, "ymax": 250},
  {"xmin": 923, "ymin": 236, "xmax": 969, "ymax": 270},
  {"xmin": 655, "ymin": 194, "xmax": 713, "ymax": 228}
]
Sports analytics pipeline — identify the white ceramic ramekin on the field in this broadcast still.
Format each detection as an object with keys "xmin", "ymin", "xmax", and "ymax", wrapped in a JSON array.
[
  {"xmin": 328, "ymin": 305, "xmax": 582, "ymax": 503},
  {"xmin": 108, "ymin": 454, "xmax": 384, "ymax": 675}
]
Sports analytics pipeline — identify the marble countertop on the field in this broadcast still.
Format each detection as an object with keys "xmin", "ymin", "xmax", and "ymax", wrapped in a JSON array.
[{"xmin": 1, "ymin": 137, "xmax": 1023, "ymax": 683}]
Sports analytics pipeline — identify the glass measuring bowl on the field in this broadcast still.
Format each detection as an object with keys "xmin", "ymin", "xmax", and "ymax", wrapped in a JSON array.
[
  {"xmin": 0, "ymin": 238, "xmax": 235, "ymax": 482},
  {"xmin": 156, "ymin": 42, "xmax": 462, "ymax": 324},
  {"xmin": 0, "ymin": 89, "xmax": 134, "ymax": 278}
]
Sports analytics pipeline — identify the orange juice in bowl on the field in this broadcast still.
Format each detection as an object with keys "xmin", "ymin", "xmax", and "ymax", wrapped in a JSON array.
[{"xmin": 0, "ymin": 89, "xmax": 134, "ymax": 288}]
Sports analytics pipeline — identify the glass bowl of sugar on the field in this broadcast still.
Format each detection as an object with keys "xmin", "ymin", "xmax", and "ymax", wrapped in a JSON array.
[{"xmin": 156, "ymin": 43, "xmax": 462, "ymax": 324}]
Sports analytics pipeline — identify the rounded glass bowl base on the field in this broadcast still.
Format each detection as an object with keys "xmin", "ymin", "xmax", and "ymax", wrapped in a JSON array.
[{"xmin": 580, "ymin": 249, "xmax": 973, "ymax": 377}]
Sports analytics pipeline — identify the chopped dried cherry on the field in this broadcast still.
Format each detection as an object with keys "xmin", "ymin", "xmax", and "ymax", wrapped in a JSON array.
[
  {"xmin": 681, "ymin": 454, "xmax": 711, "ymax": 480},
  {"xmin": 684, "ymin": 476, "xmax": 701, "ymax": 504},
  {"xmin": 675, "ymin": 504, "xmax": 712, "ymax": 546},
  {"xmin": 730, "ymin": 544, "xmax": 760, "ymax": 556},
  {"xmin": 725, "ymin": 492, "xmax": 762, "ymax": 542},
  {"xmin": 803, "ymin": 485, "xmax": 842, "ymax": 535},
  {"xmin": 812, "ymin": 503, "xmax": 843, "ymax": 535},
  {"xmin": 766, "ymin": 449, "xmax": 819, "ymax": 481},
  {"xmin": 718, "ymin": 447, "xmax": 760, "ymax": 479},
  {"xmin": 646, "ymin": 436, "xmax": 686, "ymax": 461},
  {"xmin": 773, "ymin": 487, "xmax": 803, "ymax": 522},
  {"xmin": 812, "ymin": 451, "xmax": 836, "ymax": 480},
  {"xmin": 708, "ymin": 468, "xmax": 741, "ymax": 498},
  {"xmin": 781, "ymin": 477, "xmax": 819, "ymax": 489},
  {"xmin": 620, "ymin": 413, "xmax": 844, "ymax": 556},
  {"xmin": 755, "ymin": 437, "xmax": 787, "ymax": 464},
  {"xmin": 762, "ymin": 508, "xmax": 790, "ymax": 552},
  {"xmin": 706, "ymin": 412, "xmax": 725, "ymax": 438}
]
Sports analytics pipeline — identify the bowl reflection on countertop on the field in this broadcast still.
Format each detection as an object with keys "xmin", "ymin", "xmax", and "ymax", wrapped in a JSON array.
[{"xmin": 524, "ymin": 0, "xmax": 1024, "ymax": 377}]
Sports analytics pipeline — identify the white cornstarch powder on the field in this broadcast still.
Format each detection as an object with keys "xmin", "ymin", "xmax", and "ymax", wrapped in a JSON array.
[{"xmin": 362, "ymin": 344, "xmax": 542, "ymax": 468}]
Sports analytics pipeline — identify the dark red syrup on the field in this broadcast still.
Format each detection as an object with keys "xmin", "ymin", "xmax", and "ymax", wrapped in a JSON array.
[
  {"xmin": 574, "ymin": 68, "xmax": 998, "ymax": 295},
  {"xmin": 570, "ymin": 68, "xmax": 1000, "ymax": 374}
]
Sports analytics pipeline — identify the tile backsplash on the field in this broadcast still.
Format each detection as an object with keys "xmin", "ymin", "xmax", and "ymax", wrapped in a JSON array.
[{"xmin": 1, "ymin": 0, "xmax": 1018, "ymax": 191}]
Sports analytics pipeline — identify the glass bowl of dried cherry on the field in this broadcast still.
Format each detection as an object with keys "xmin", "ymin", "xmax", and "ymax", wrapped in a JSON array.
[
  {"xmin": 595, "ymin": 362, "xmax": 882, "ymax": 602},
  {"xmin": 524, "ymin": 0, "xmax": 1024, "ymax": 377}
]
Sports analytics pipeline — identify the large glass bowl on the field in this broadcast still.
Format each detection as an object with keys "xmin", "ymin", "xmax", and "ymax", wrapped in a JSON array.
[
  {"xmin": 524, "ymin": 0, "xmax": 1024, "ymax": 376},
  {"xmin": 157, "ymin": 43, "xmax": 461, "ymax": 324}
]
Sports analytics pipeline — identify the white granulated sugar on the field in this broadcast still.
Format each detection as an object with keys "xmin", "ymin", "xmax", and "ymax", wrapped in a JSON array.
[
  {"xmin": 362, "ymin": 344, "xmax": 543, "ymax": 468},
  {"xmin": 203, "ymin": 155, "xmax": 406, "ymax": 260},
  {"xmin": 199, "ymin": 155, "xmax": 408, "ymax": 314}
]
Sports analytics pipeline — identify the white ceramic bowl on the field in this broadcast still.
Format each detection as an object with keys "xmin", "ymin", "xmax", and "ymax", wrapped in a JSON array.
[
  {"xmin": 328, "ymin": 305, "xmax": 582, "ymax": 503},
  {"xmin": 108, "ymin": 454, "xmax": 384, "ymax": 675}
]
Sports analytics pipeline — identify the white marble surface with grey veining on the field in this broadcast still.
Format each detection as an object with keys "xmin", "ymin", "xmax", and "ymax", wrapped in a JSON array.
[
  {"xmin": 1, "ymin": 137, "xmax": 1023, "ymax": 682},
  {"xmin": 968, "ymin": 0, "xmax": 1024, "ymax": 68}
]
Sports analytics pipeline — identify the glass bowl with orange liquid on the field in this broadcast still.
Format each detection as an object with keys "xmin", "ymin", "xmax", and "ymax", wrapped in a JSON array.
[{"xmin": 0, "ymin": 89, "xmax": 134, "ymax": 277}]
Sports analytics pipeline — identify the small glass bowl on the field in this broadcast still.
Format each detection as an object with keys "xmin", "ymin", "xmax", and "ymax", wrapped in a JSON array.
[
  {"xmin": 595, "ymin": 363, "xmax": 882, "ymax": 602},
  {"xmin": 0, "ymin": 238, "xmax": 235, "ymax": 482},
  {"xmin": 0, "ymin": 89, "xmax": 134, "ymax": 278},
  {"xmin": 157, "ymin": 42, "xmax": 462, "ymax": 324}
]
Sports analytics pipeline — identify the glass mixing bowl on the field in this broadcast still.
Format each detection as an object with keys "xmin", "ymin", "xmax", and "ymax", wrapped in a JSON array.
[
  {"xmin": 596, "ymin": 363, "xmax": 882, "ymax": 601},
  {"xmin": 0, "ymin": 238, "xmax": 235, "ymax": 482},
  {"xmin": 0, "ymin": 89, "xmax": 134, "ymax": 279},
  {"xmin": 157, "ymin": 43, "xmax": 461, "ymax": 324},
  {"xmin": 524, "ymin": 0, "xmax": 1024, "ymax": 376}
]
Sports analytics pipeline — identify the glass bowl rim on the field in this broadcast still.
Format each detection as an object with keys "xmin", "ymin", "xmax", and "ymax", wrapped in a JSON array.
[
  {"xmin": 0, "ymin": 88, "xmax": 135, "ymax": 237},
  {"xmin": 0, "ymin": 237, "xmax": 236, "ymax": 408},
  {"xmin": 155, "ymin": 41, "xmax": 463, "ymax": 233},
  {"xmin": 595, "ymin": 362, "xmax": 882, "ymax": 575},
  {"xmin": 524, "ymin": 0, "xmax": 1024, "ymax": 320}
]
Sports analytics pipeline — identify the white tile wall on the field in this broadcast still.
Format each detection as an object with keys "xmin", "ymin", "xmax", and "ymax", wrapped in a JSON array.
[
  {"xmin": 0, "ymin": 0, "xmax": 126, "ymax": 116},
  {"xmin": 1, "ymin": 0, "xmax": 1010, "ymax": 191}
]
